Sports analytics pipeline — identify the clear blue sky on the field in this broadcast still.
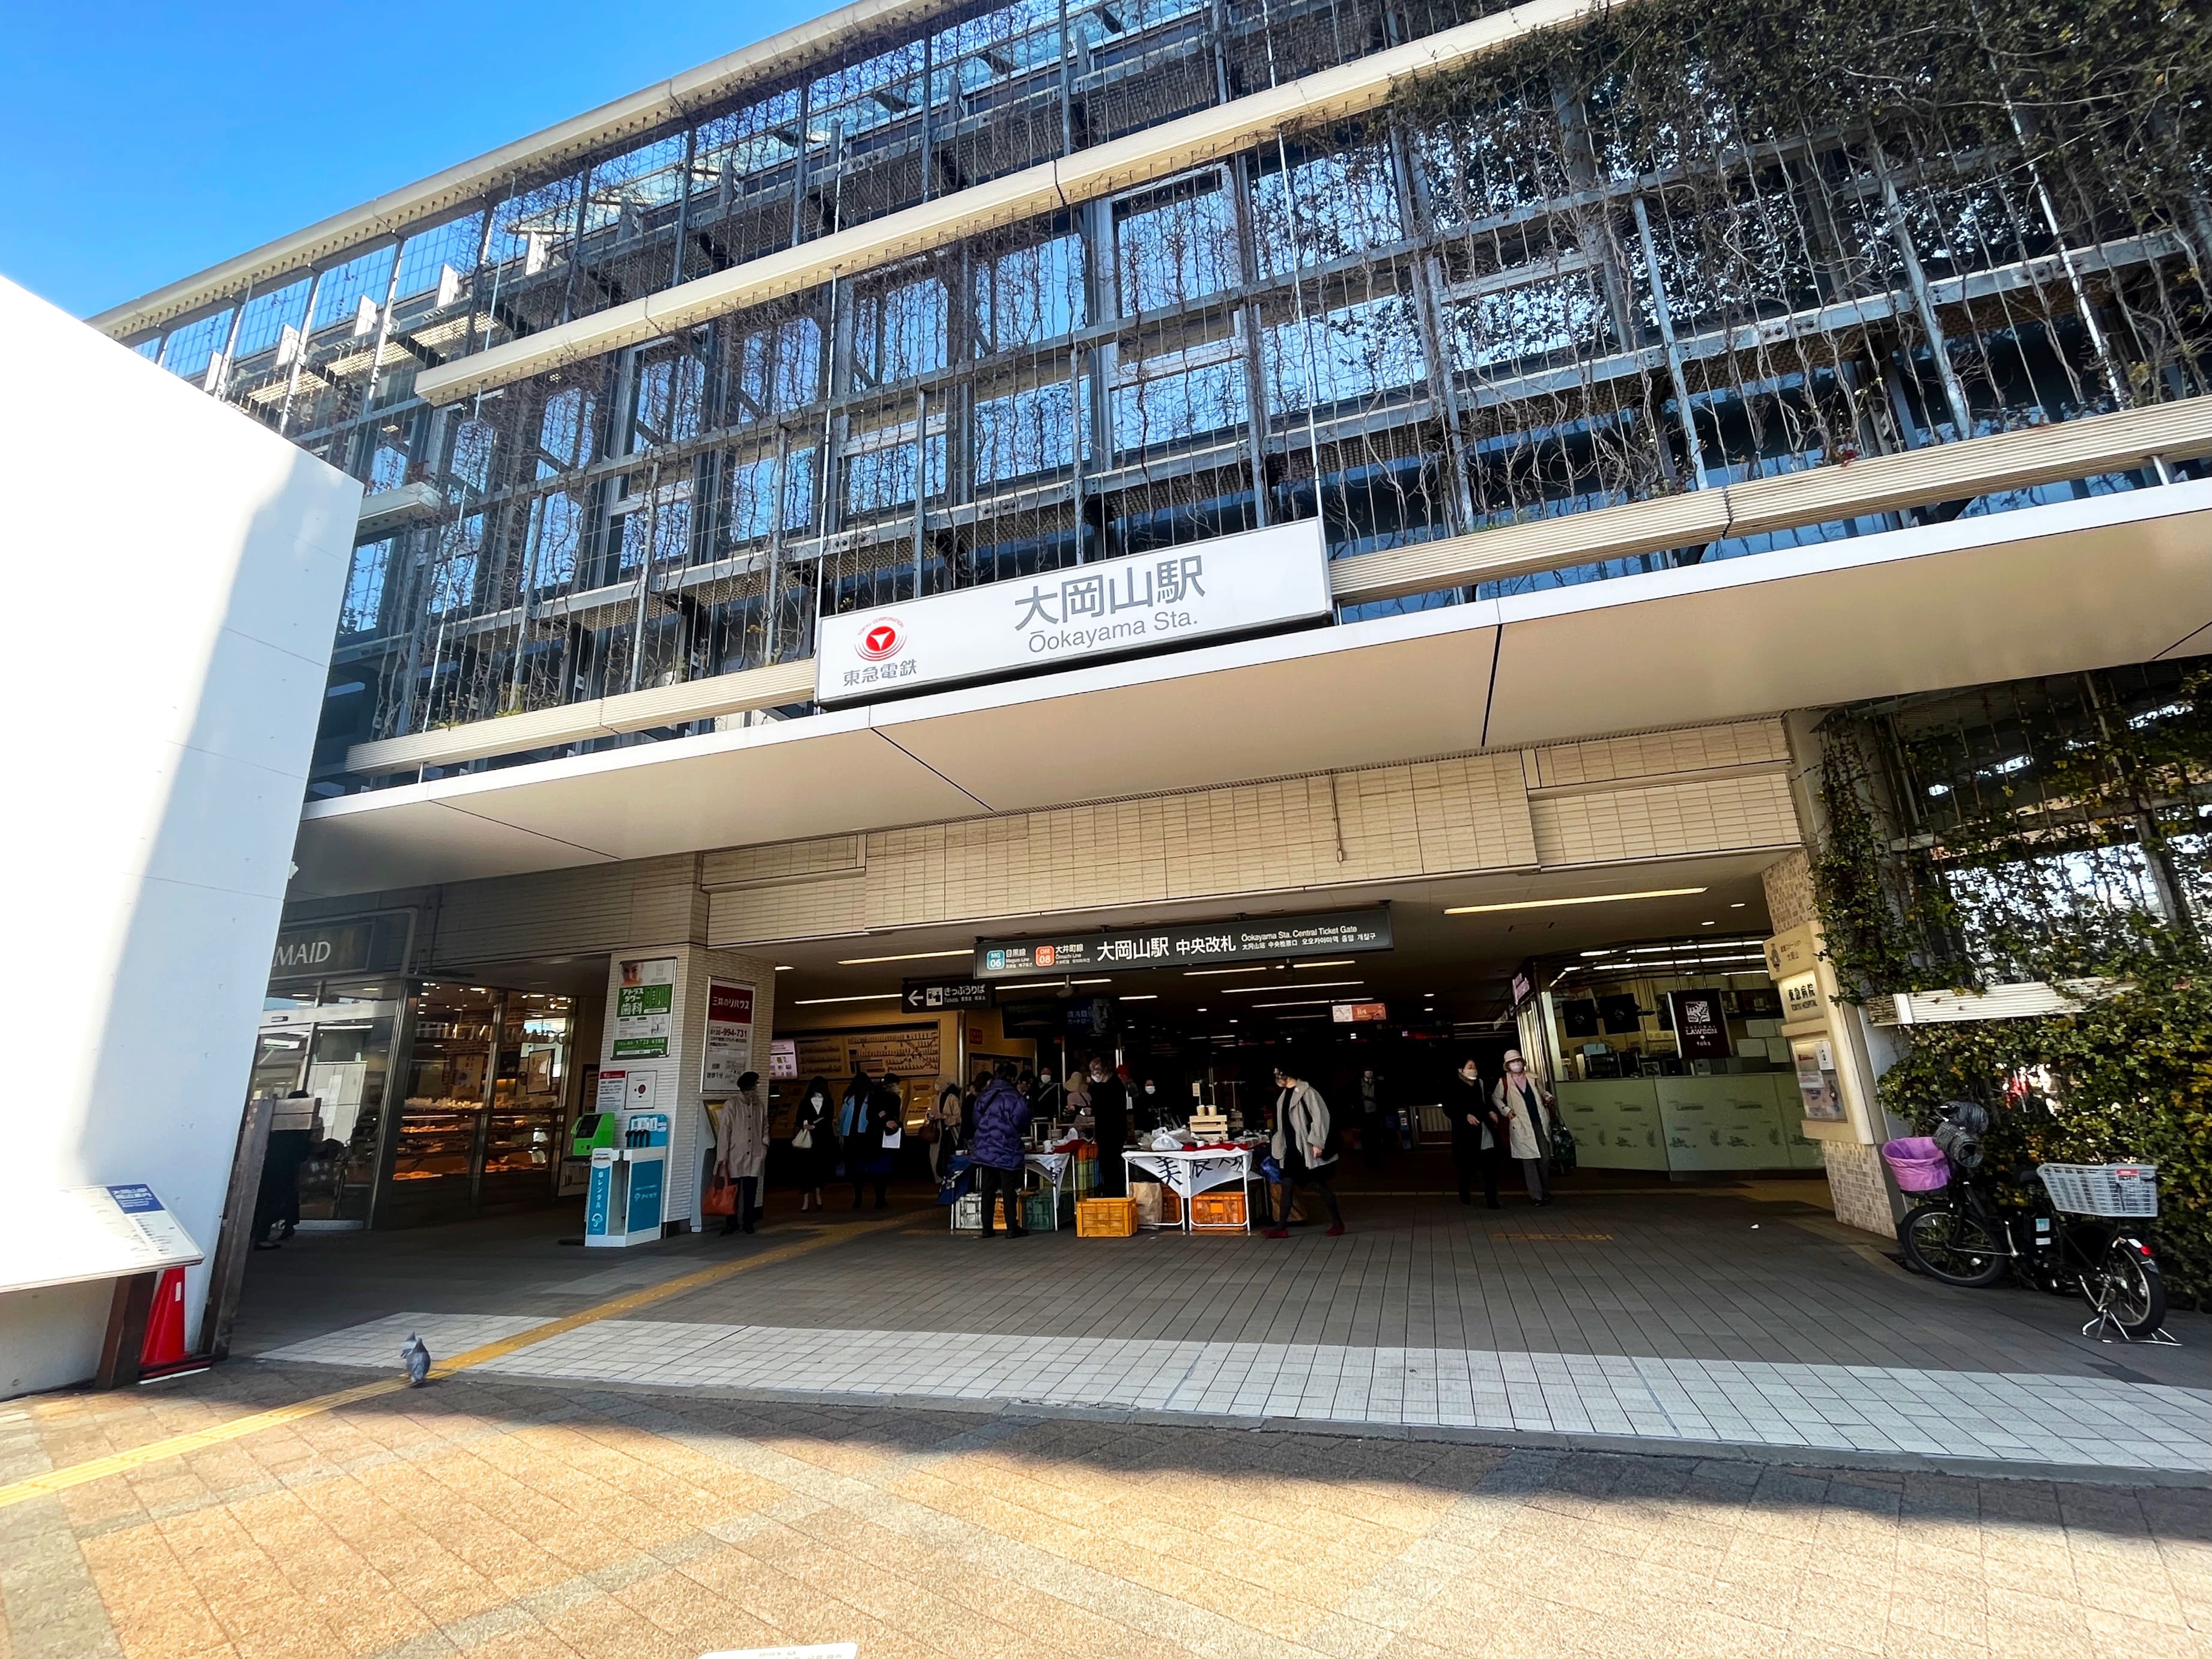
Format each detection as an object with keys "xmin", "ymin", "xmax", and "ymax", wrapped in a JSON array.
[{"xmin": 2, "ymin": 0, "xmax": 823, "ymax": 319}]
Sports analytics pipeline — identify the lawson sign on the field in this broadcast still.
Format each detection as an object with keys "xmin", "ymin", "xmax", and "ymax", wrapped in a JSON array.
[{"xmin": 814, "ymin": 520, "xmax": 1330, "ymax": 706}]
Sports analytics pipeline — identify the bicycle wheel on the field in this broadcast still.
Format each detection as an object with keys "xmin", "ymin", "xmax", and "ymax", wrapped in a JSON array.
[
  {"xmin": 2087, "ymin": 1239, "xmax": 2167, "ymax": 1340},
  {"xmin": 1900, "ymin": 1204, "xmax": 2009, "ymax": 1287}
]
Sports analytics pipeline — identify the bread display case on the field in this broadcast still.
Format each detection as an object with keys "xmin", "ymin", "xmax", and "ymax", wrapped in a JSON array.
[{"xmin": 481, "ymin": 994, "xmax": 572, "ymax": 1197}]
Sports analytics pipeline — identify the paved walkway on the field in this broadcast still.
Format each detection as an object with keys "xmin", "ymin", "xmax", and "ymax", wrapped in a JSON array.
[{"xmin": 4, "ymin": 1369, "xmax": 2207, "ymax": 1659}]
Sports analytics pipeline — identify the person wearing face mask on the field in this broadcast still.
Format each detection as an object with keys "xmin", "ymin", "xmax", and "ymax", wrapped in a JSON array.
[
  {"xmin": 1085, "ymin": 1057, "xmax": 1129, "ymax": 1196},
  {"xmin": 1357, "ymin": 1066, "xmax": 1387, "ymax": 1168},
  {"xmin": 1134, "ymin": 1076, "xmax": 1163, "ymax": 1134},
  {"xmin": 1490, "ymin": 1051, "xmax": 1557, "ymax": 1206},
  {"xmin": 1447, "ymin": 1057, "xmax": 1501, "ymax": 1208},
  {"xmin": 792, "ymin": 1077, "xmax": 835, "ymax": 1212},
  {"xmin": 1031, "ymin": 1066, "xmax": 1064, "ymax": 1120}
]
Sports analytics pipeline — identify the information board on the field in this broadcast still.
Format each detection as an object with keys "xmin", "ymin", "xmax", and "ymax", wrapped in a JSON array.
[
  {"xmin": 792, "ymin": 1024, "xmax": 942, "ymax": 1085},
  {"xmin": 975, "ymin": 906, "xmax": 1391, "ymax": 980},
  {"xmin": 0, "ymin": 1184, "xmax": 205, "ymax": 1295},
  {"xmin": 612, "ymin": 956, "xmax": 676, "ymax": 1057}
]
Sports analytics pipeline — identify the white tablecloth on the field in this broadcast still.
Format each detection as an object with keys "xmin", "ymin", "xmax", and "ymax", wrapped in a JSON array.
[
  {"xmin": 1121, "ymin": 1147, "xmax": 1255, "ymax": 1231},
  {"xmin": 1025, "ymin": 1151, "xmax": 1071, "ymax": 1204}
]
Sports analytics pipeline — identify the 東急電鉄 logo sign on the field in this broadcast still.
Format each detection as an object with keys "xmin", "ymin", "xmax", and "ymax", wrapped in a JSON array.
[{"xmin": 857, "ymin": 618, "xmax": 904, "ymax": 663}]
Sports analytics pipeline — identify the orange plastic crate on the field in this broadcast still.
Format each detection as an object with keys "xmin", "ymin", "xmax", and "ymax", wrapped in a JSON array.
[
  {"xmin": 1189, "ymin": 1190, "xmax": 1247, "ymax": 1230},
  {"xmin": 1074, "ymin": 1197, "xmax": 1138, "ymax": 1237}
]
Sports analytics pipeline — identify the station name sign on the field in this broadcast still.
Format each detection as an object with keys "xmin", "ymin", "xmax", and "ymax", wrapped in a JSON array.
[
  {"xmin": 974, "ymin": 906, "xmax": 1392, "ymax": 980},
  {"xmin": 815, "ymin": 520, "xmax": 1330, "ymax": 705}
]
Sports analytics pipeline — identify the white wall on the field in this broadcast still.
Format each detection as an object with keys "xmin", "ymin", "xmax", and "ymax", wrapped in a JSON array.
[{"xmin": 0, "ymin": 276, "xmax": 360, "ymax": 1397}]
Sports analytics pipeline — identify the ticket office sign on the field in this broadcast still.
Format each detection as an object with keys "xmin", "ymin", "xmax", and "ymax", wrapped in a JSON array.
[{"xmin": 974, "ymin": 906, "xmax": 1392, "ymax": 980}]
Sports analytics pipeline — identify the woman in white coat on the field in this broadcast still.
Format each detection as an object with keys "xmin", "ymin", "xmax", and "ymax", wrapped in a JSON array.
[
  {"xmin": 1489, "ymin": 1051, "xmax": 1556, "ymax": 1206},
  {"xmin": 1262, "ymin": 1061, "xmax": 1345, "ymax": 1238},
  {"xmin": 710, "ymin": 1070, "xmax": 771, "ymax": 1234}
]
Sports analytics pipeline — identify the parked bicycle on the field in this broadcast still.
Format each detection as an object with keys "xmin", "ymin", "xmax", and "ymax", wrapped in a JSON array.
[{"xmin": 1885, "ymin": 1100, "xmax": 2170, "ymax": 1344}]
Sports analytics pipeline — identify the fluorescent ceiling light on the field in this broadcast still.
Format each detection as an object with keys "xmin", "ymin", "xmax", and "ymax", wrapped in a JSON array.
[
  {"xmin": 1185, "ymin": 965, "xmax": 1273, "ymax": 977},
  {"xmin": 795, "ymin": 992, "xmax": 902, "ymax": 1005},
  {"xmin": 835, "ymin": 947, "xmax": 972, "ymax": 965},
  {"xmin": 774, "ymin": 965, "xmax": 795, "ymax": 972},
  {"xmin": 1072, "ymin": 977, "xmax": 1112, "ymax": 985},
  {"xmin": 1121, "ymin": 994, "xmax": 1158, "ymax": 1001},
  {"xmin": 1448, "ymin": 887, "xmax": 1706, "ymax": 915},
  {"xmin": 1292, "ymin": 959, "xmax": 1356, "ymax": 968},
  {"xmin": 1250, "ymin": 999, "xmax": 1341, "ymax": 1008},
  {"xmin": 1223, "ymin": 980, "xmax": 1362, "ymax": 995}
]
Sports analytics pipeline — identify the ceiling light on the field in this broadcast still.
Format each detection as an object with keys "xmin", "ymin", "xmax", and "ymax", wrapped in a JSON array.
[
  {"xmin": 1292, "ymin": 959, "xmax": 1356, "ymax": 968},
  {"xmin": 1250, "ymin": 999, "xmax": 1341, "ymax": 1008},
  {"xmin": 795, "ymin": 992, "xmax": 903, "ymax": 1005},
  {"xmin": 1072, "ymin": 977, "xmax": 1111, "ymax": 985},
  {"xmin": 1447, "ymin": 887, "xmax": 1707, "ymax": 915},
  {"xmin": 1701, "ymin": 921, "xmax": 1715, "ymax": 926},
  {"xmin": 1185, "ymin": 965, "xmax": 1272, "ymax": 977},
  {"xmin": 835, "ymin": 947, "xmax": 972, "ymax": 965},
  {"xmin": 775, "ymin": 965, "xmax": 795, "ymax": 972},
  {"xmin": 1730, "ymin": 902, "xmax": 1747, "ymax": 909},
  {"xmin": 1223, "ymin": 980, "xmax": 1362, "ymax": 995},
  {"xmin": 1121, "ymin": 994, "xmax": 1158, "ymax": 1001}
]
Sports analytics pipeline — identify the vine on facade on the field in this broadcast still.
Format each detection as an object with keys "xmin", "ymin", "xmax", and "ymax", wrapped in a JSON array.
[{"xmin": 1802, "ymin": 666, "xmax": 2212, "ymax": 1306}]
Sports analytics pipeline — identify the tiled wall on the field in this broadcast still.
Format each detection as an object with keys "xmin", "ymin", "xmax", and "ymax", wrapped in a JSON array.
[
  {"xmin": 1823, "ymin": 1140, "xmax": 1898, "ymax": 1238},
  {"xmin": 706, "ymin": 720, "xmax": 1801, "ymax": 945}
]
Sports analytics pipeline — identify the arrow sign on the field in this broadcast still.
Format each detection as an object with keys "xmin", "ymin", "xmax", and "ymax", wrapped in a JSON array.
[{"xmin": 901, "ymin": 978, "xmax": 994, "ymax": 1011}]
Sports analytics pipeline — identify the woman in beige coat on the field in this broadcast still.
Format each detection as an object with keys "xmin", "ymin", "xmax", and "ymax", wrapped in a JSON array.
[
  {"xmin": 710, "ymin": 1071, "xmax": 771, "ymax": 1234},
  {"xmin": 1489, "ymin": 1051, "xmax": 1556, "ymax": 1206}
]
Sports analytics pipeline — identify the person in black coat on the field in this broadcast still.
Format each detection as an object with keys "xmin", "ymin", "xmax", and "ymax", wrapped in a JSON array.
[
  {"xmin": 1447, "ymin": 1057, "xmax": 1505, "ymax": 1209},
  {"xmin": 858, "ymin": 1072, "xmax": 903, "ymax": 1210},
  {"xmin": 1083, "ymin": 1057, "xmax": 1129, "ymax": 1197},
  {"xmin": 792, "ymin": 1076, "xmax": 836, "ymax": 1212}
]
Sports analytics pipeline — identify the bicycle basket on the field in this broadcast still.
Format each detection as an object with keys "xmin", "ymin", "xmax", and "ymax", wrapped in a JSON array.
[
  {"xmin": 1880, "ymin": 1136, "xmax": 1950, "ymax": 1193},
  {"xmin": 2035, "ymin": 1163, "xmax": 2158, "ymax": 1218}
]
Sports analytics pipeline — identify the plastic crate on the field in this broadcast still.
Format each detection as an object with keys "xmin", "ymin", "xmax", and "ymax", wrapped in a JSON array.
[
  {"xmin": 1189, "ymin": 1190, "xmax": 1247, "ymax": 1231},
  {"xmin": 1023, "ymin": 1189, "xmax": 1059, "ymax": 1232},
  {"xmin": 2037, "ymin": 1163, "xmax": 2158, "ymax": 1218},
  {"xmin": 949, "ymin": 1192, "xmax": 983, "ymax": 1233},
  {"xmin": 1075, "ymin": 1197, "xmax": 1138, "ymax": 1237}
]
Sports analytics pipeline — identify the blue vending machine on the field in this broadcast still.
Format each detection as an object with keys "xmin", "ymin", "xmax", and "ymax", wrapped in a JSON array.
[{"xmin": 584, "ymin": 1112, "xmax": 670, "ymax": 1247}]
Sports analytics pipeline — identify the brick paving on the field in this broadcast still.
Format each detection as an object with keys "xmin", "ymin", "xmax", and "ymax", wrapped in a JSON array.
[{"xmin": 4, "ymin": 1366, "xmax": 2209, "ymax": 1659}]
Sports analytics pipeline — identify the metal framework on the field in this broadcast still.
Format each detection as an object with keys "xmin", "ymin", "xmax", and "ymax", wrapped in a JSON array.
[{"xmin": 120, "ymin": 0, "xmax": 2212, "ymax": 796}]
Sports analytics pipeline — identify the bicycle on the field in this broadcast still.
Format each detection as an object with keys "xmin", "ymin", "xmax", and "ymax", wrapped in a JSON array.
[{"xmin": 1888, "ymin": 1102, "xmax": 2172, "ymax": 1345}]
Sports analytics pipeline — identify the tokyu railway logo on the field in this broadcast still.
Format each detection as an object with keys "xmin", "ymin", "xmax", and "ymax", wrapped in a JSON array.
[{"xmin": 856, "ymin": 619, "xmax": 905, "ymax": 662}]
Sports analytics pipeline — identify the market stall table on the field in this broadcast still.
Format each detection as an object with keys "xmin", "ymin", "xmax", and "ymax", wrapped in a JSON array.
[{"xmin": 1122, "ymin": 1145, "xmax": 1258, "ymax": 1233}]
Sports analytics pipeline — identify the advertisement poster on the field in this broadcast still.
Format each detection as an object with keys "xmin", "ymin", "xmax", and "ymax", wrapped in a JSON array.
[
  {"xmin": 1667, "ymin": 989, "xmax": 1733, "ymax": 1059},
  {"xmin": 701, "ymin": 979, "xmax": 756, "ymax": 1095},
  {"xmin": 613, "ymin": 957, "xmax": 676, "ymax": 1057},
  {"xmin": 768, "ymin": 1037, "xmax": 798, "ymax": 1079}
]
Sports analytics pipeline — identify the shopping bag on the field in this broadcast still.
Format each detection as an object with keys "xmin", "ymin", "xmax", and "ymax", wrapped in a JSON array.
[
  {"xmin": 703, "ymin": 1169, "xmax": 738, "ymax": 1216},
  {"xmin": 792, "ymin": 1124, "xmax": 813, "ymax": 1151}
]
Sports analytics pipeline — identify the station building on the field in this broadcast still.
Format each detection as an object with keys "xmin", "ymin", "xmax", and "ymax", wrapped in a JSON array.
[{"xmin": 93, "ymin": 0, "xmax": 2212, "ymax": 1282}]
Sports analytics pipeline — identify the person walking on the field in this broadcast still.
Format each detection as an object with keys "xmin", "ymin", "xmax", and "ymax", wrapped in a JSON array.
[
  {"xmin": 1447, "ymin": 1057, "xmax": 1503, "ymax": 1207},
  {"xmin": 1357, "ymin": 1066, "xmax": 1387, "ymax": 1168},
  {"xmin": 839, "ymin": 1068, "xmax": 874, "ymax": 1210},
  {"xmin": 1491, "ymin": 1051, "xmax": 1557, "ymax": 1206},
  {"xmin": 860, "ymin": 1073, "xmax": 902, "ymax": 1210},
  {"xmin": 792, "ymin": 1076, "xmax": 834, "ymax": 1212},
  {"xmin": 1263, "ymin": 1061, "xmax": 1344, "ymax": 1238},
  {"xmin": 710, "ymin": 1072, "xmax": 771, "ymax": 1234},
  {"xmin": 1085, "ymin": 1057, "xmax": 1129, "ymax": 1197},
  {"xmin": 970, "ymin": 1063, "xmax": 1031, "ymax": 1238}
]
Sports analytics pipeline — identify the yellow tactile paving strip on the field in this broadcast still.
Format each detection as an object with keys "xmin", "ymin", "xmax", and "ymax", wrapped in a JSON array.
[{"xmin": 0, "ymin": 1215, "xmax": 906, "ymax": 1514}]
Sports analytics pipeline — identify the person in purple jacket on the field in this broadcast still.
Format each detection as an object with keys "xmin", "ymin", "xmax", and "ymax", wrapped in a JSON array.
[{"xmin": 969, "ymin": 1061, "xmax": 1032, "ymax": 1238}]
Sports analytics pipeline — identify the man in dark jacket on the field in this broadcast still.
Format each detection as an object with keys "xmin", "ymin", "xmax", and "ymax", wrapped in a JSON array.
[
  {"xmin": 1447, "ymin": 1057, "xmax": 1503, "ymax": 1208},
  {"xmin": 1084, "ymin": 1058, "xmax": 1129, "ymax": 1197},
  {"xmin": 970, "ymin": 1064, "xmax": 1032, "ymax": 1237}
]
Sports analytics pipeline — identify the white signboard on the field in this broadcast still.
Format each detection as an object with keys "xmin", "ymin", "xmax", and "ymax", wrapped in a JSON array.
[
  {"xmin": 613, "ymin": 956, "xmax": 676, "ymax": 1058},
  {"xmin": 815, "ymin": 520, "xmax": 1330, "ymax": 705},
  {"xmin": 701, "ymin": 979, "xmax": 756, "ymax": 1095},
  {"xmin": 0, "ymin": 1184, "xmax": 205, "ymax": 1295}
]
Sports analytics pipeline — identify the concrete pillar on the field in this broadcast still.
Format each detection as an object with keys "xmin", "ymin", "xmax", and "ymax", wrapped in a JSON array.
[{"xmin": 596, "ymin": 944, "xmax": 780, "ymax": 1232}]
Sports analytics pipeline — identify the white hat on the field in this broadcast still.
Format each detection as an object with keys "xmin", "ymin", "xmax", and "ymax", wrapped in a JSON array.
[{"xmin": 1503, "ymin": 1049, "xmax": 1526, "ymax": 1064}]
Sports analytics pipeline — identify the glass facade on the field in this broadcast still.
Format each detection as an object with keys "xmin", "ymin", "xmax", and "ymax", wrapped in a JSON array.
[{"xmin": 115, "ymin": 0, "xmax": 2210, "ymax": 799}]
